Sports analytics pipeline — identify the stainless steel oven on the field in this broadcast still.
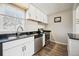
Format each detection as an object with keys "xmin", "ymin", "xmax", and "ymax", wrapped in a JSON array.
[{"xmin": 44, "ymin": 31, "xmax": 51, "ymax": 45}]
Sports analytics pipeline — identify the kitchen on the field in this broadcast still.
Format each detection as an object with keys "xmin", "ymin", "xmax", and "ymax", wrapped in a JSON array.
[{"xmin": 0, "ymin": 3, "xmax": 79, "ymax": 56}]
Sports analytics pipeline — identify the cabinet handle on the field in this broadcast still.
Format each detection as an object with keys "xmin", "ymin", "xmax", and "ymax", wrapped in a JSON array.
[
  {"xmin": 22, "ymin": 46, "xmax": 26, "ymax": 52},
  {"xmin": 22, "ymin": 47, "xmax": 24, "ymax": 52},
  {"xmin": 24, "ymin": 46, "xmax": 26, "ymax": 51}
]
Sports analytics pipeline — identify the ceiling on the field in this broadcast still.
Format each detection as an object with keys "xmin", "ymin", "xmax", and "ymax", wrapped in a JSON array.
[{"xmin": 32, "ymin": 3, "xmax": 74, "ymax": 16}]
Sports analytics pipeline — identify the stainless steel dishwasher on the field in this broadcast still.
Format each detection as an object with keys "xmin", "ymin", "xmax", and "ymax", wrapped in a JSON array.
[{"xmin": 34, "ymin": 34, "xmax": 43, "ymax": 53}]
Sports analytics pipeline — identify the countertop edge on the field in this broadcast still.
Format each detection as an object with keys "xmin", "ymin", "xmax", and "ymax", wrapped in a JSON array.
[{"xmin": 68, "ymin": 33, "xmax": 79, "ymax": 40}]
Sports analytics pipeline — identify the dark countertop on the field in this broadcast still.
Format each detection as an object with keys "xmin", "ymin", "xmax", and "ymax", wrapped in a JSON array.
[
  {"xmin": 0, "ymin": 31, "xmax": 38, "ymax": 36},
  {"xmin": 0, "ymin": 31, "xmax": 39, "ymax": 43},
  {"xmin": 0, "ymin": 30, "xmax": 50, "ymax": 43},
  {"xmin": 68, "ymin": 33, "xmax": 79, "ymax": 40},
  {"xmin": 43, "ymin": 30, "xmax": 51, "ymax": 32},
  {"xmin": 0, "ymin": 34, "xmax": 34, "ymax": 43}
]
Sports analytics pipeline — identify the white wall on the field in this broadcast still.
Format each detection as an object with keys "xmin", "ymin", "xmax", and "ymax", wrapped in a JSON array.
[{"xmin": 46, "ymin": 9, "xmax": 73, "ymax": 45}]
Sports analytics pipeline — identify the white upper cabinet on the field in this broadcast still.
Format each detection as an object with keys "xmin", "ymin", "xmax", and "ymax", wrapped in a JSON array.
[
  {"xmin": 43, "ymin": 14, "xmax": 48, "ymax": 23},
  {"xmin": 40, "ymin": 12, "xmax": 44, "ymax": 22},
  {"xmin": 28, "ymin": 5, "xmax": 35, "ymax": 19},
  {"xmin": 26, "ymin": 4, "xmax": 48, "ymax": 24},
  {"xmin": 36, "ymin": 9, "xmax": 43, "ymax": 22},
  {"xmin": 36, "ymin": 9, "xmax": 41, "ymax": 21},
  {"xmin": 76, "ymin": 5, "xmax": 79, "ymax": 19},
  {"xmin": 26, "ymin": 4, "xmax": 37, "ymax": 20}
]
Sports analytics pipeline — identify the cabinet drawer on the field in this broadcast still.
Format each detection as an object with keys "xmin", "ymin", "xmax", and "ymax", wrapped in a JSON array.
[
  {"xmin": 3, "ymin": 38, "xmax": 27, "ymax": 50},
  {"xmin": 3, "ymin": 44, "xmax": 22, "ymax": 56}
]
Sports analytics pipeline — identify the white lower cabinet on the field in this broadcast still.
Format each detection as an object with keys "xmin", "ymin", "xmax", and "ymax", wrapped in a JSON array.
[
  {"xmin": 68, "ymin": 38, "xmax": 79, "ymax": 56},
  {"xmin": 3, "ymin": 36, "xmax": 34, "ymax": 56},
  {"xmin": 3, "ymin": 43, "xmax": 26, "ymax": 56}
]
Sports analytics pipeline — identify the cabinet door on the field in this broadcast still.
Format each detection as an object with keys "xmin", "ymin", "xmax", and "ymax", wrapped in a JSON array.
[
  {"xmin": 26, "ymin": 10, "xmax": 30, "ymax": 19},
  {"xmin": 26, "ymin": 5, "xmax": 32, "ymax": 19},
  {"xmin": 46, "ymin": 15, "xmax": 48, "ymax": 23},
  {"xmin": 68, "ymin": 38, "xmax": 79, "ymax": 56},
  {"xmin": 36, "ymin": 9, "xmax": 41, "ymax": 21},
  {"xmin": 37, "ymin": 10, "xmax": 43, "ymax": 22},
  {"xmin": 3, "ymin": 44, "xmax": 22, "ymax": 56},
  {"xmin": 40, "ymin": 12, "xmax": 44, "ymax": 22},
  {"xmin": 26, "ymin": 4, "xmax": 37, "ymax": 20},
  {"xmin": 26, "ymin": 36, "xmax": 34, "ymax": 56},
  {"xmin": 29, "ymin": 5, "xmax": 36, "ymax": 20},
  {"xmin": 44, "ymin": 14, "xmax": 48, "ymax": 23},
  {"xmin": 76, "ymin": 5, "xmax": 79, "ymax": 19},
  {"xmin": 3, "ymin": 38, "xmax": 27, "ymax": 56},
  {"xmin": 3, "ymin": 43, "xmax": 27, "ymax": 56}
]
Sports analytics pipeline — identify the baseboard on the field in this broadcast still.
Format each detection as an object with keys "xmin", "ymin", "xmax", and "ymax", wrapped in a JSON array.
[{"xmin": 50, "ymin": 40, "xmax": 67, "ymax": 45}]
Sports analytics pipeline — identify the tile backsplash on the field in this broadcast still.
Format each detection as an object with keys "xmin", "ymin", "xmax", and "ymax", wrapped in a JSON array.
[{"xmin": 0, "ymin": 14, "xmax": 25, "ymax": 32}]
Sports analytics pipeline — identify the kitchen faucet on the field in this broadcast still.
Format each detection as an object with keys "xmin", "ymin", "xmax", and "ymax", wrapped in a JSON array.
[{"xmin": 17, "ymin": 25, "xmax": 24, "ymax": 37}]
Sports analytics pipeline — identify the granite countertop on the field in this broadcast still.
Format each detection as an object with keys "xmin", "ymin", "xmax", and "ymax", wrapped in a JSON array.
[
  {"xmin": 0, "ymin": 34, "xmax": 34, "ymax": 43},
  {"xmin": 68, "ymin": 33, "xmax": 79, "ymax": 40},
  {"xmin": 0, "ymin": 31, "xmax": 39, "ymax": 43},
  {"xmin": 0, "ymin": 30, "xmax": 48, "ymax": 43}
]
